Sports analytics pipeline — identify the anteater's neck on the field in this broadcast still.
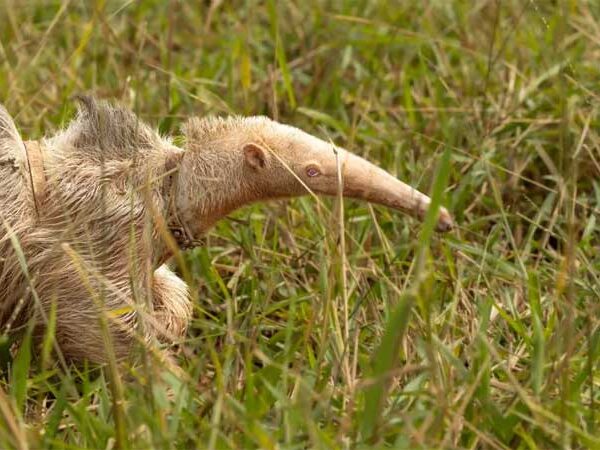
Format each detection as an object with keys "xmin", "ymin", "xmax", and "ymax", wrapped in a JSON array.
[{"xmin": 172, "ymin": 149, "xmax": 258, "ymax": 240}]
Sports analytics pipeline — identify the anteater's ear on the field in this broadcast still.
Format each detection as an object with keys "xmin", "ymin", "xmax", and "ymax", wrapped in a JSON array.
[{"xmin": 243, "ymin": 143, "xmax": 269, "ymax": 170}]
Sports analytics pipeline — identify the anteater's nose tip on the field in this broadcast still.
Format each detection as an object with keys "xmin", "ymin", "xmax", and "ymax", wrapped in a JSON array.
[{"xmin": 436, "ymin": 208, "xmax": 454, "ymax": 232}]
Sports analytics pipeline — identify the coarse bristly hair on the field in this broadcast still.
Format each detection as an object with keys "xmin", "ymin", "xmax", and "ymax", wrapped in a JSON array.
[{"xmin": 0, "ymin": 97, "xmax": 191, "ymax": 364}]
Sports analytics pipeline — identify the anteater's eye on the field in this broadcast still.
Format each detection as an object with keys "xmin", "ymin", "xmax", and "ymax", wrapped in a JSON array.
[{"xmin": 306, "ymin": 166, "xmax": 321, "ymax": 177}]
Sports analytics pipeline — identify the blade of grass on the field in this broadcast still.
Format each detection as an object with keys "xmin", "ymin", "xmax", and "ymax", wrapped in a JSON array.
[{"xmin": 359, "ymin": 148, "xmax": 452, "ymax": 440}]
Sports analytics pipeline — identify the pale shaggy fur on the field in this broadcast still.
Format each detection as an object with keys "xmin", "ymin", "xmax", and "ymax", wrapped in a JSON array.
[
  {"xmin": 0, "ymin": 99, "xmax": 192, "ymax": 363},
  {"xmin": 0, "ymin": 98, "xmax": 451, "ymax": 365}
]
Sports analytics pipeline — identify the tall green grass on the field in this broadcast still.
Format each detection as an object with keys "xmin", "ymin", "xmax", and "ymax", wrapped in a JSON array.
[{"xmin": 1, "ymin": 0, "xmax": 599, "ymax": 448}]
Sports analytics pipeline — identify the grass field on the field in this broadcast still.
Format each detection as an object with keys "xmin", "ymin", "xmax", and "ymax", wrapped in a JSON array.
[{"xmin": 1, "ymin": 0, "xmax": 599, "ymax": 448}]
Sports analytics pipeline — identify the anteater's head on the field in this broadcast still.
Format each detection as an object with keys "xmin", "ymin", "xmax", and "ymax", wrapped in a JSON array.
[{"xmin": 177, "ymin": 116, "xmax": 453, "ymax": 237}]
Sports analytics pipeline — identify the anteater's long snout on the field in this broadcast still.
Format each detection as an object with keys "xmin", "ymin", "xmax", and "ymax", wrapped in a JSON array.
[{"xmin": 334, "ymin": 150, "xmax": 453, "ymax": 232}]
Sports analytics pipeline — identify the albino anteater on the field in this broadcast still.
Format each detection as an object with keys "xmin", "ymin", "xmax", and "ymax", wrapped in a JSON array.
[{"xmin": 0, "ymin": 98, "xmax": 453, "ymax": 365}]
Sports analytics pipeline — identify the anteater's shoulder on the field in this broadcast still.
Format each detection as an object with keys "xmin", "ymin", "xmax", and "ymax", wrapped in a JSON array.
[{"xmin": 50, "ymin": 96, "xmax": 169, "ymax": 162}]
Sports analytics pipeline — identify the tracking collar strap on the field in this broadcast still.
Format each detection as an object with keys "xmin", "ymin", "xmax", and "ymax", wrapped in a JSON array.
[
  {"xmin": 24, "ymin": 140, "xmax": 47, "ymax": 214},
  {"xmin": 163, "ymin": 153, "xmax": 202, "ymax": 250}
]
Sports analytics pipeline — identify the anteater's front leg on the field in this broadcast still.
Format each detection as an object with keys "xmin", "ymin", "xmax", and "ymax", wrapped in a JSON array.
[
  {"xmin": 36, "ymin": 262, "xmax": 190, "ymax": 365},
  {"xmin": 150, "ymin": 265, "xmax": 192, "ymax": 344}
]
